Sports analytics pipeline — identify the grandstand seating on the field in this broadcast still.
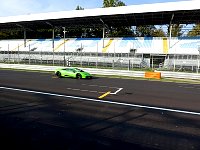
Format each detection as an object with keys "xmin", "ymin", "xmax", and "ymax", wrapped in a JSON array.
[
  {"xmin": 1, "ymin": 37, "xmax": 200, "ymax": 55},
  {"xmin": 1, "ymin": 37, "xmax": 200, "ymax": 70},
  {"xmin": 0, "ymin": 37, "xmax": 200, "ymax": 55}
]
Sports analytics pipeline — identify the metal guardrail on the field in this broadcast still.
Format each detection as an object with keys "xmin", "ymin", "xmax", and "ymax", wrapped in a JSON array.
[
  {"xmin": 0, "ymin": 63, "xmax": 200, "ymax": 80},
  {"xmin": 155, "ymin": 70, "xmax": 200, "ymax": 80}
]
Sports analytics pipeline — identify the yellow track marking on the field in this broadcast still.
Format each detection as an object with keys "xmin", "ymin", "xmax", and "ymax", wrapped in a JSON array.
[{"xmin": 98, "ymin": 91, "xmax": 111, "ymax": 99}]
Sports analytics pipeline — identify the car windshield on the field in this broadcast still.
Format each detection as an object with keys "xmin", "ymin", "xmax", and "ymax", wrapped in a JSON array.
[{"xmin": 74, "ymin": 68, "xmax": 84, "ymax": 72}]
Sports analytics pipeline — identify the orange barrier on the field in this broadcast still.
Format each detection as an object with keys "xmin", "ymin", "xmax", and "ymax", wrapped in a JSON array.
[{"xmin": 145, "ymin": 72, "xmax": 161, "ymax": 79}]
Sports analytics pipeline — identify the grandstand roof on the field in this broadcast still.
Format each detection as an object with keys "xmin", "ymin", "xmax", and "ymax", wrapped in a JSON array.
[{"xmin": 0, "ymin": 0, "xmax": 200, "ymax": 30}]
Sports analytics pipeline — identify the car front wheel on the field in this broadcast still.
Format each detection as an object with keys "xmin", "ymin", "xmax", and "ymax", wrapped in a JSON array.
[{"xmin": 76, "ymin": 73, "xmax": 82, "ymax": 79}]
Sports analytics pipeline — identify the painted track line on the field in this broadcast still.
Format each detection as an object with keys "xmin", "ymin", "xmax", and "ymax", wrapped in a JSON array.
[
  {"xmin": 67, "ymin": 87, "xmax": 105, "ymax": 94},
  {"xmin": 98, "ymin": 91, "xmax": 111, "ymax": 99},
  {"xmin": 110, "ymin": 88, "xmax": 123, "ymax": 95},
  {"xmin": 1, "ymin": 86, "xmax": 200, "ymax": 116}
]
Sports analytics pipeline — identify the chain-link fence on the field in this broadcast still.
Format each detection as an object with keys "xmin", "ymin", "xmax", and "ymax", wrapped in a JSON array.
[
  {"xmin": 164, "ymin": 54, "xmax": 200, "ymax": 73},
  {"xmin": 0, "ymin": 50, "xmax": 151, "ymax": 70}
]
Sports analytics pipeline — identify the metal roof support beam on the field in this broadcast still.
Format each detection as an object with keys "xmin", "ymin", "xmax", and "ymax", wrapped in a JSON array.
[
  {"xmin": 45, "ymin": 22, "xmax": 57, "ymax": 66},
  {"xmin": 46, "ymin": 21, "xmax": 53, "ymax": 27},
  {"xmin": 100, "ymin": 19, "xmax": 105, "ymax": 48},
  {"xmin": 16, "ymin": 24, "xmax": 27, "ymax": 48},
  {"xmin": 169, "ymin": 13, "xmax": 174, "ymax": 70},
  {"xmin": 52, "ymin": 27, "xmax": 55, "ymax": 66},
  {"xmin": 103, "ymin": 24, "xmax": 105, "ymax": 48},
  {"xmin": 62, "ymin": 27, "xmax": 67, "ymax": 67},
  {"xmin": 24, "ymin": 29, "xmax": 26, "ymax": 48},
  {"xmin": 169, "ymin": 13, "xmax": 174, "ymax": 49}
]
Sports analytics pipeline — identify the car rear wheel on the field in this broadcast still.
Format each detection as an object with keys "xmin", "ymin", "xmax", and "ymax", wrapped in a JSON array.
[
  {"xmin": 56, "ymin": 71, "xmax": 62, "ymax": 78},
  {"xmin": 76, "ymin": 73, "xmax": 82, "ymax": 79}
]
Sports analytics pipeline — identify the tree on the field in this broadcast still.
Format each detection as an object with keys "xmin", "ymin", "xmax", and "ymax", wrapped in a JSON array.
[
  {"xmin": 117, "ymin": 1, "xmax": 126, "ymax": 6},
  {"xmin": 134, "ymin": 25, "xmax": 167, "ymax": 37},
  {"xmin": 187, "ymin": 24, "xmax": 200, "ymax": 36},
  {"xmin": 103, "ymin": 0, "xmax": 125, "ymax": 7},
  {"xmin": 76, "ymin": 5, "xmax": 84, "ymax": 10},
  {"xmin": 108, "ymin": 26, "xmax": 134, "ymax": 37},
  {"xmin": 152, "ymin": 28, "xmax": 166, "ymax": 37},
  {"xmin": 0, "ymin": 31, "xmax": 10, "ymax": 39},
  {"xmin": 135, "ymin": 25, "xmax": 156, "ymax": 37},
  {"xmin": 102, "ymin": 0, "xmax": 133, "ymax": 37},
  {"xmin": 167, "ymin": 24, "xmax": 183, "ymax": 37},
  {"xmin": 0, "ymin": 29, "xmax": 24, "ymax": 39}
]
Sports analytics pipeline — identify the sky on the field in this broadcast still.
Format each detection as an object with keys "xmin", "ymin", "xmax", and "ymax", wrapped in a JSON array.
[{"xmin": 0, "ymin": 0, "xmax": 194, "ymax": 17}]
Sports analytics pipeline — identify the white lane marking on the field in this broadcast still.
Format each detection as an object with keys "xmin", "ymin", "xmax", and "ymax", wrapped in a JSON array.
[
  {"xmin": 110, "ymin": 88, "xmax": 123, "ymax": 95},
  {"xmin": 179, "ymin": 85, "xmax": 200, "ymax": 90},
  {"xmin": 81, "ymin": 84, "xmax": 118, "ymax": 89},
  {"xmin": 81, "ymin": 89, "xmax": 89, "ymax": 92},
  {"xmin": 67, "ymin": 87, "xmax": 104, "ymax": 93},
  {"xmin": 181, "ymin": 86, "xmax": 195, "ymax": 89},
  {"xmin": 81, "ymin": 84, "xmax": 123, "ymax": 95},
  {"xmin": 1, "ymin": 86, "xmax": 200, "ymax": 116},
  {"xmin": 73, "ymin": 89, "xmax": 80, "ymax": 91}
]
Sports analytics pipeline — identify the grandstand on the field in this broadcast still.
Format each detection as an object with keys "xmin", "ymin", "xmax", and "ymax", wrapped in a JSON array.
[{"xmin": 0, "ymin": 37, "xmax": 200, "ymax": 71}]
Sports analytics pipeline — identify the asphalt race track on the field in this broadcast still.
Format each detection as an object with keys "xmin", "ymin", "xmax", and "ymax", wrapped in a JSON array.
[{"xmin": 0, "ymin": 69, "xmax": 200, "ymax": 150}]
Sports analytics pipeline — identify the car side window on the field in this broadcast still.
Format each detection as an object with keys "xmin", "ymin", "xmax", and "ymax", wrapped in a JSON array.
[{"xmin": 68, "ymin": 69, "xmax": 75, "ymax": 73}]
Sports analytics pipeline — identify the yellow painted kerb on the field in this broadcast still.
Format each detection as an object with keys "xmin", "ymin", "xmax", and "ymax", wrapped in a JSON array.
[{"xmin": 98, "ymin": 91, "xmax": 111, "ymax": 99}]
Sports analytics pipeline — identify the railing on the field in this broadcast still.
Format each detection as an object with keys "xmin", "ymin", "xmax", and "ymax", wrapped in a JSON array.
[{"xmin": 1, "ymin": 63, "xmax": 200, "ymax": 80}]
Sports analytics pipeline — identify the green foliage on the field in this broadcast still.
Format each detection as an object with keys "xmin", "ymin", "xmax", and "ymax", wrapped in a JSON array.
[
  {"xmin": 0, "ymin": 31, "xmax": 10, "ymax": 39},
  {"xmin": 103, "ymin": 0, "xmax": 125, "ymax": 7},
  {"xmin": 152, "ymin": 28, "xmax": 166, "ymax": 37},
  {"xmin": 187, "ymin": 24, "xmax": 200, "ymax": 36},
  {"xmin": 76, "ymin": 5, "xmax": 84, "ymax": 10},
  {"xmin": 167, "ymin": 24, "xmax": 183, "ymax": 37},
  {"xmin": 103, "ymin": 0, "xmax": 131, "ymax": 37},
  {"xmin": 108, "ymin": 26, "xmax": 134, "ymax": 37},
  {"xmin": 135, "ymin": 25, "xmax": 155, "ymax": 37},
  {"xmin": 0, "ymin": 29, "xmax": 23, "ymax": 39}
]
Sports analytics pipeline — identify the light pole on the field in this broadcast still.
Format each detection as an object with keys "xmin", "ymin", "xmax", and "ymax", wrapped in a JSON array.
[
  {"xmin": 63, "ymin": 27, "xmax": 66, "ymax": 66},
  {"xmin": 198, "ymin": 45, "xmax": 200, "ymax": 73}
]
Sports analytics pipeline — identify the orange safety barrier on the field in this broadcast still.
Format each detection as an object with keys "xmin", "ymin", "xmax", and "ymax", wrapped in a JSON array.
[{"xmin": 145, "ymin": 72, "xmax": 161, "ymax": 79}]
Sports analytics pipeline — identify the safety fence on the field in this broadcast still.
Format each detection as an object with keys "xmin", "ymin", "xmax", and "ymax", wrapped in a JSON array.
[
  {"xmin": 0, "ymin": 51, "xmax": 150, "ymax": 70},
  {"xmin": 1, "ymin": 51, "xmax": 200, "ymax": 73},
  {"xmin": 1, "ymin": 63, "xmax": 200, "ymax": 80}
]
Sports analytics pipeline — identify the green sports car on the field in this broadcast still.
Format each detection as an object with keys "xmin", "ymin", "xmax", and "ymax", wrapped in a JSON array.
[{"xmin": 55, "ymin": 67, "xmax": 92, "ymax": 79}]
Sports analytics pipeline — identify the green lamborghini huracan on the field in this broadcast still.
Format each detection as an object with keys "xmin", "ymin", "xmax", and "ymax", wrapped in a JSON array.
[{"xmin": 55, "ymin": 67, "xmax": 92, "ymax": 79}]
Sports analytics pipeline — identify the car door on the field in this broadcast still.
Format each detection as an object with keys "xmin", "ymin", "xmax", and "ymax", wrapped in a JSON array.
[{"xmin": 67, "ymin": 68, "xmax": 76, "ymax": 78}]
